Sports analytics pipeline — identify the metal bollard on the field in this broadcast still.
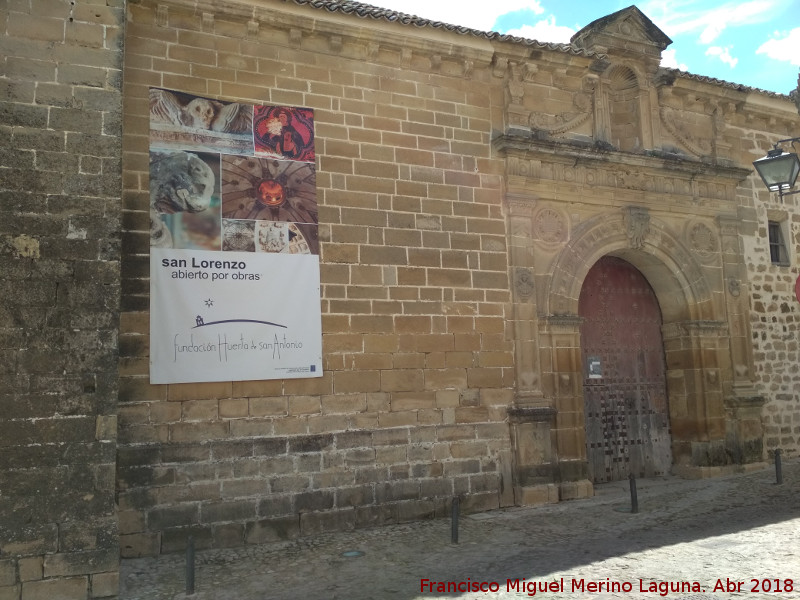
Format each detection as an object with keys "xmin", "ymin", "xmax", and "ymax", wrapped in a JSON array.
[
  {"xmin": 451, "ymin": 497, "xmax": 460, "ymax": 544},
  {"xmin": 776, "ymin": 448, "xmax": 783, "ymax": 485},
  {"xmin": 629, "ymin": 473, "xmax": 639, "ymax": 514},
  {"xmin": 186, "ymin": 535, "xmax": 196, "ymax": 596}
]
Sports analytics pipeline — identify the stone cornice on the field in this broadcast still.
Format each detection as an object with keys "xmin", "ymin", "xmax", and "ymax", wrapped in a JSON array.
[
  {"xmin": 659, "ymin": 72, "xmax": 799, "ymax": 133},
  {"xmin": 662, "ymin": 320, "xmax": 728, "ymax": 339},
  {"xmin": 666, "ymin": 68, "xmax": 793, "ymax": 102},
  {"xmin": 494, "ymin": 131, "xmax": 752, "ymax": 184},
  {"xmin": 725, "ymin": 393, "xmax": 767, "ymax": 410},
  {"xmin": 508, "ymin": 406, "xmax": 556, "ymax": 423},
  {"xmin": 542, "ymin": 314, "xmax": 583, "ymax": 331},
  {"xmin": 138, "ymin": 0, "xmax": 495, "ymax": 75}
]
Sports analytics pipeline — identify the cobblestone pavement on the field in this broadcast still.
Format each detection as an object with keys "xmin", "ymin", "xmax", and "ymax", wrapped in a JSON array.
[{"xmin": 121, "ymin": 459, "xmax": 800, "ymax": 600}]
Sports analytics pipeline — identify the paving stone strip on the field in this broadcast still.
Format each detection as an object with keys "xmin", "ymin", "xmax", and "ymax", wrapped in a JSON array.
[{"xmin": 121, "ymin": 459, "xmax": 800, "ymax": 600}]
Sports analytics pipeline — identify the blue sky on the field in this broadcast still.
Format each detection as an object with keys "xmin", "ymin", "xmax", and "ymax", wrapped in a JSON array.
[{"xmin": 366, "ymin": 0, "xmax": 799, "ymax": 94}]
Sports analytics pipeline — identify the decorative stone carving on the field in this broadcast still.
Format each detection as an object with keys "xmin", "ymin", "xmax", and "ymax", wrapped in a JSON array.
[
  {"xmin": 617, "ymin": 20, "xmax": 634, "ymax": 36},
  {"xmin": 492, "ymin": 56, "xmax": 508, "ymax": 78},
  {"xmin": 505, "ymin": 155, "xmax": 733, "ymax": 203},
  {"xmin": 156, "ymin": 4, "xmax": 168, "ymax": 27},
  {"xmin": 510, "ymin": 215, "xmax": 532, "ymax": 238},
  {"xmin": 529, "ymin": 91, "xmax": 593, "ymax": 136},
  {"xmin": 507, "ymin": 62, "xmax": 525, "ymax": 106},
  {"xmin": 573, "ymin": 92, "xmax": 592, "ymax": 112},
  {"xmin": 463, "ymin": 60, "xmax": 473, "ymax": 79},
  {"xmin": 615, "ymin": 169, "xmax": 649, "ymax": 190},
  {"xmin": 507, "ymin": 157, "xmax": 535, "ymax": 179},
  {"xmin": 289, "ymin": 28, "xmax": 302, "ymax": 48},
  {"xmin": 728, "ymin": 278, "xmax": 741, "ymax": 297},
  {"xmin": 367, "ymin": 43, "xmax": 379, "ymax": 61},
  {"xmin": 506, "ymin": 195, "xmax": 536, "ymax": 218},
  {"xmin": 623, "ymin": 206, "xmax": 650, "ymax": 249},
  {"xmin": 659, "ymin": 106, "xmax": 713, "ymax": 157},
  {"xmin": 687, "ymin": 222, "xmax": 718, "ymax": 261},
  {"xmin": 202, "ymin": 12, "xmax": 214, "ymax": 32},
  {"xmin": 533, "ymin": 208, "xmax": 568, "ymax": 244},
  {"xmin": 590, "ymin": 58, "xmax": 611, "ymax": 73},
  {"xmin": 329, "ymin": 35, "xmax": 343, "ymax": 53},
  {"xmin": 582, "ymin": 74, "xmax": 599, "ymax": 93},
  {"xmin": 523, "ymin": 64, "xmax": 538, "ymax": 82},
  {"xmin": 514, "ymin": 267, "xmax": 535, "ymax": 299},
  {"xmin": 430, "ymin": 54, "xmax": 442, "ymax": 71},
  {"xmin": 559, "ymin": 373, "xmax": 571, "ymax": 392},
  {"xmin": 710, "ymin": 102, "xmax": 726, "ymax": 154},
  {"xmin": 246, "ymin": 20, "xmax": 259, "ymax": 38},
  {"xmin": 401, "ymin": 49, "xmax": 412, "ymax": 69}
]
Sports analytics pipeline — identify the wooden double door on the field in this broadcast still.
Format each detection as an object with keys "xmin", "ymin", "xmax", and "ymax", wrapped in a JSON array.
[{"xmin": 579, "ymin": 256, "xmax": 672, "ymax": 483}]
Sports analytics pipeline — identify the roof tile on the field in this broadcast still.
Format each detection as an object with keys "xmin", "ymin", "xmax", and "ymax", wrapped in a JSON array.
[{"xmin": 292, "ymin": 0, "xmax": 792, "ymax": 99}]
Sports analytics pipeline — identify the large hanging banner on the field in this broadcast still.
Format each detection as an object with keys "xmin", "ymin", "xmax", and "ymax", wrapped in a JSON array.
[{"xmin": 148, "ymin": 89, "xmax": 322, "ymax": 384}]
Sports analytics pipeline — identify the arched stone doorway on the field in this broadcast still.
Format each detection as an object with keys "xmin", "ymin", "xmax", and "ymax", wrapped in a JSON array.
[
  {"xmin": 579, "ymin": 256, "xmax": 671, "ymax": 483},
  {"xmin": 534, "ymin": 210, "xmax": 719, "ymax": 493},
  {"xmin": 506, "ymin": 207, "xmax": 765, "ymax": 505}
]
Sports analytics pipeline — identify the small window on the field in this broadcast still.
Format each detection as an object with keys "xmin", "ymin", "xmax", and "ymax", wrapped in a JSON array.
[{"xmin": 768, "ymin": 221, "xmax": 790, "ymax": 265}]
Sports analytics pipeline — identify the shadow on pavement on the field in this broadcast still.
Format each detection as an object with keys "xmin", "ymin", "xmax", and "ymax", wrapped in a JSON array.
[{"xmin": 121, "ymin": 459, "xmax": 800, "ymax": 599}]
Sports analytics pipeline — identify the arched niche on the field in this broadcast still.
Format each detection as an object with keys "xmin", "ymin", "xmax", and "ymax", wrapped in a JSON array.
[{"xmin": 607, "ymin": 65, "xmax": 642, "ymax": 152}]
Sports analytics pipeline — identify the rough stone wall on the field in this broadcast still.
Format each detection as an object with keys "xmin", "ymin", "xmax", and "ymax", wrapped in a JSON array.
[
  {"xmin": 0, "ymin": 0, "xmax": 124, "ymax": 598},
  {"xmin": 118, "ymin": 0, "xmax": 514, "ymax": 557},
  {"xmin": 737, "ymin": 109, "xmax": 800, "ymax": 459}
]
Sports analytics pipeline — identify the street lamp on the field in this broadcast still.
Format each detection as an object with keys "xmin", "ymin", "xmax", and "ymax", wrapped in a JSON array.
[{"xmin": 753, "ymin": 137, "xmax": 800, "ymax": 201}]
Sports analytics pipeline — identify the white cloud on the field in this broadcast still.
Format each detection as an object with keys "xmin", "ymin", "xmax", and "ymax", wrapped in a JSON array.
[
  {"xmin": 660, "ymin": 49, "xmax": 689, "ymax": 71},
  {"xmin": 640, "ymin": 0, "xmax": 780, "ymax": 43},
  {"xmin": 705, "ymin": 46, "xmax": 738, "ymax": 68},
  {"xmin": 361, "ymin": 0, "xmax": 544, "ymax": 32},
  {"xmin": 756, "ymin": 28, "xmax": 800, "ymax": 66},
  {"xmin": 699, "ymin": 21, "xmax": 725, "ymax": 45},
  {"xmin": 503, "ymin": 15, "xmax": 576, "ymax": 44}
]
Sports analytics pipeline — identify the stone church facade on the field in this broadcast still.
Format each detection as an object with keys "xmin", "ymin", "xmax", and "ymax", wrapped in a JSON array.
[{"xmin": 2, "ymin": 0, "xmax": 799, "ymax": 597}]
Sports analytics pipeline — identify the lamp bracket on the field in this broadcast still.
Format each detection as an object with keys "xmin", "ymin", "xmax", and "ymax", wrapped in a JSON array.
[
  {"xmin": 773, "ymin": 136, "xmax": 800, "ymax": 150},
  {"xmin": 753, "ymin": 135, "xmax": 800, "ymax": 201}
]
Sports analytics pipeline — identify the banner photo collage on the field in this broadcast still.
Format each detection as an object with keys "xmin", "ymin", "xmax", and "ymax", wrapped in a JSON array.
[{"xmin": 148, "ymin": 88, "xmax": 323, "ymax": 384}]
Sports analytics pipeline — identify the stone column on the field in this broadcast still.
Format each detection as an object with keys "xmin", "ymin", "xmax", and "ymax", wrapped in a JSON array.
[
  {"xmin": 504, "ymin": 195, "xmax": 562, "ymax": 504},
  {"xmin": 717, "ymin": 216, "xmax": 766, "ymax": 464},
  {"xmin": 539, "ymin": 314, "xmax": 592, "ymax": 501},
  {"xmin": 717, "ymin": 216, "xmax": 759, "ymax": 396},
  {"xmin": 507, "ymin": 196, "xmax": 544, "ymax": 405},
  {"xmin": 663, "ymin": 320, "xmax": 730, "ymax": 474}
]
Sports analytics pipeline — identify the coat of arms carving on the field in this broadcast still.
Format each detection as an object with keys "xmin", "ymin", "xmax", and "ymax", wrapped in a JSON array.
[{"xmin": 623, "ymin": 206, "xmax": 650, "ymax": 249}]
